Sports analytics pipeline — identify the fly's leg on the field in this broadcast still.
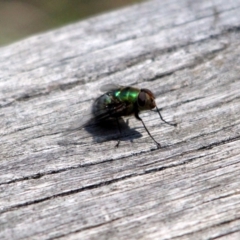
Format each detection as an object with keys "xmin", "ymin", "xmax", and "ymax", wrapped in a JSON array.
[
  {"xmin": 115, "ymin": 118, "xmax": 122, "ymax": 147},
  {"xmin": 134, "ymin": 112, "xmax": 161, "ymax": 148},
  {"xmin": 155, "ymin": 106, "xmax": 177, "ymax": 127}
]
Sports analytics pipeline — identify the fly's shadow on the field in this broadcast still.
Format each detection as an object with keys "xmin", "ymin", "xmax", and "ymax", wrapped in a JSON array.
[
  {"xmin": 59, "ymin": 117, "xmax": 142, "ymax": 146},
  {"xmin": 85, "ymin": 118, "xmax": 141, "ymax": 145}
]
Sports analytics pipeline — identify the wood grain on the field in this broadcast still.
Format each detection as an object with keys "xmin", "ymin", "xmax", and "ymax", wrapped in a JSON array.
[{"xmin": 1, "ymin": 0, "xmax": 240, "ymax": 239}]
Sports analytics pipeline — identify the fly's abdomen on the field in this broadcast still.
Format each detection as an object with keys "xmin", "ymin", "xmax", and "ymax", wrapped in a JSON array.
[{"xmin": 92, "ymin": 93, "xmax": 113, "ymax": 116}]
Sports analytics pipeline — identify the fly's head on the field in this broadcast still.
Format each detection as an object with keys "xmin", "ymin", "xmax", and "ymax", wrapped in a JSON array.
[{"xmin": 137, "ymin": 89, "xmax": 156, "ymax": 111}]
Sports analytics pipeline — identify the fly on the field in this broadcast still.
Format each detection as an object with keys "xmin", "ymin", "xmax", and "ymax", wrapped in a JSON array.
[{"xmin": 87, "ymin": 84, "xmax": 177, "ymax": 148}]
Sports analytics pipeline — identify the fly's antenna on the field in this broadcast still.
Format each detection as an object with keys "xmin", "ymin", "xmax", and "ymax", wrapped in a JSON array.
[{"xmin": 155, "ymin": 106, "xmax": 177, "ymax": 127}]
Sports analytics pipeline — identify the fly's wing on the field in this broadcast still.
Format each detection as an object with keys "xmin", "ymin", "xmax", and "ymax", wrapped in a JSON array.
[
  {"xmin": 94, "ymin": 102, "xmax": 127, "ymax": 120},
  {"xmin": 61, "ymin": 107, "xmax": 94, "ymax": 136},
  {"xmin": 63, "ymin": 85, "xmax": 128, "ymax": 136},
  {"xmin": 100, "ymin": 81, "xmax": 139, "ymax": 92},
  {"xmin": 63, "ymin": 99, "xmax": 127, "ymax": 136},
  {"xmin": 92, "ymin": 92, "xmax": 127, "ymax": 121},
  {"xmin": 100, "ymin": 84, "xmax": 122, "ymax": 92},
  {"xmin": 75, "ymin": 108, "xmax": 94, "ymax": 128}
]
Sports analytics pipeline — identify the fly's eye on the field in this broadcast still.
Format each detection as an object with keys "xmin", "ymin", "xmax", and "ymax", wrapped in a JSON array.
[{"xmin": 138, "ymin": 91, "xmax": 146, "ymax": 107}]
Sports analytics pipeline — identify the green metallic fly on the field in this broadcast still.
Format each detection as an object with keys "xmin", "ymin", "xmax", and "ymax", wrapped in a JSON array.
[{"xmin": 88, "ymin": 84, "xmax": 176, "ymax": 148}]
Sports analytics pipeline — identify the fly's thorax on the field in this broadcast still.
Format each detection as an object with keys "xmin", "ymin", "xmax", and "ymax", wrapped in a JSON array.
[
  {"xmin": 137, "ymin": 88, "xmax": 156, "ymax": 111},
  {"xmin": 113, "ymin": 87, "xmax": 140, "ymax": 104}
]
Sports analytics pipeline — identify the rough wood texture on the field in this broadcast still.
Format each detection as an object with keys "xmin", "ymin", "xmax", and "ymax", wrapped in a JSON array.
[{"xmin": 1, "ymin": 0, "xmax": 240, "ymax": 239}]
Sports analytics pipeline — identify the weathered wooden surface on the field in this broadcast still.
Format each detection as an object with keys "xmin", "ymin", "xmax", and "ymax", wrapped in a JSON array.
[{"xmin": 1, "ymin": 0, "xmax": 240, "ymax": 239}]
